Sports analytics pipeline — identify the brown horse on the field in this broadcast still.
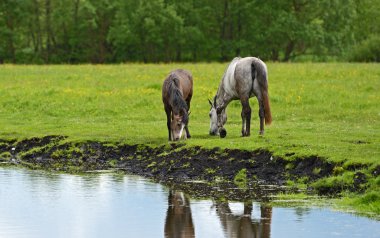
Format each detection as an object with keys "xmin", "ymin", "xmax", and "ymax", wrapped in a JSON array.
[{"xmin": 162, "ymin": 69, "xmax": 193, "ymax": 141}]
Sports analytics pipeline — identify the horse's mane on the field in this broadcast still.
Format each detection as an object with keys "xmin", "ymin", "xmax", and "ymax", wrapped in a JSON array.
[
  {"xmin": 215, "ymin": 57, "xmax": 241, "ymax": 106},
  {"xmin": 168, "ymin": 74, "xmax": 189, "ymax": 123}
]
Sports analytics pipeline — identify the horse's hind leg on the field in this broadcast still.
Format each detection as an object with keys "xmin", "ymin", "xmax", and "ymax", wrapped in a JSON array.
[
  {"xmin": 254, "ymin": 82, "xmax": 265, "ymax": 135},
  {"xmin": 240, "ymin": 97, "xmax": 251, "ymax": 137}
]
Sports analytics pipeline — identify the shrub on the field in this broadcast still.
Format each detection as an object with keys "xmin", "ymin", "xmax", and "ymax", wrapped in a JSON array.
[{"xmin": 348, "ymin": 35, "xmax": 380, "ymax": 62}]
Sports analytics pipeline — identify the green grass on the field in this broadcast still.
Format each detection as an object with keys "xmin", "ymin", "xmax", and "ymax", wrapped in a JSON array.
[
  {"xmin": 1, "ymin": 63, "xmax": 379, "ymax": 215},
  {"xmin": 0, "ymin": 63, "xmax": 378, "ymax": 165}
]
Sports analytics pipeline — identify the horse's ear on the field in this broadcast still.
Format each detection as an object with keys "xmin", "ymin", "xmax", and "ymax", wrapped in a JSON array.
[{"xmin": 208, "ymin": 99, "xmax": 213, "ymax": 107}]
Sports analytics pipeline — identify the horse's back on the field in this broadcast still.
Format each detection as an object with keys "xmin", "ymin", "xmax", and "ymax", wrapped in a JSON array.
[
  {"xmin": 234, "ymin": 57, "xmax": 267, "ymax": 97},
  {"xmin": 162, "ymin": 69, "xmax": 193, "ymax": 102},
  {"xmin": 225, "ymin": 57, "xmax": 255, "ymax": 97},
  {"xmin": 172, "ymin": 69, "xmax": 193, "ymax": 99}
]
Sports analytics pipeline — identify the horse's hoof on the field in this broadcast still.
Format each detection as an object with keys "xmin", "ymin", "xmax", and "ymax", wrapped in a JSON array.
[
  {"xmin": 241, "ymin": 131, "xmax": 250, "ymax": 137},
  {"xmin": 219, "ymin": 128, "xmax": 227, "ymax": 138}
]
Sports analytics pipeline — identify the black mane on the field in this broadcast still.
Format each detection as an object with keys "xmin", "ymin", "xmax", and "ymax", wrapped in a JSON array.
[{"xmin": 168, "ymin": 75, "xmax": 189, "ymax": 123}]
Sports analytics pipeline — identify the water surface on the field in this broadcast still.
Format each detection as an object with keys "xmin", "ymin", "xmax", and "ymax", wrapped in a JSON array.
[{"xmin": 0, "ymin": 167, "xmax": 379, "ymax": 238}]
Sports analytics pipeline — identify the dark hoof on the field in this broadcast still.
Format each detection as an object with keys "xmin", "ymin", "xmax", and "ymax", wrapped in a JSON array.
[
  {"xmin": 241, "ymin": 131, "xmax": 250, "ymax": 137},
  {"xmin": 219, "ymin": 128, "xmax": 227, "ymax": 138}
]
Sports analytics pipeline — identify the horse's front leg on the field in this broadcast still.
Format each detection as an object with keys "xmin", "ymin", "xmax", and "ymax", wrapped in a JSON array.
[
  {"xmin": 165, "ymin": 106, "xmax": 172, "ymax": 141},
  {"xmin": 185, "ymin": 126, "xmax": 191, "ymax": 139},
  {"xmin": 240, "ymin": 97, "xmax": 251, "ymax": 137},
  {"xmin": 185, "ymin": 99, "xmax": 191, "ymax": 139}
]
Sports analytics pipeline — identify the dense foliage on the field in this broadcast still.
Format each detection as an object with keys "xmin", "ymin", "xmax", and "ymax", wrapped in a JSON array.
[{"xmin": 0, "ymin": 0, "xmax": 379, "ymax": 63}]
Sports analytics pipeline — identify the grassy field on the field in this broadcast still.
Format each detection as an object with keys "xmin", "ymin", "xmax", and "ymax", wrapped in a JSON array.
[
  {"xmin": 1, "ymin": 63, "xmax": 379, "ymax": 215},
  {"xmin": 0, "ymin": 63, "xmax": 378, "ymax": 164}
]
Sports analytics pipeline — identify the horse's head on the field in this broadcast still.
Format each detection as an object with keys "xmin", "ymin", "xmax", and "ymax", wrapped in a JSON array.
[
  {"xmin": 171, "ymin": 109, "xmax": 189, "ymax": 141},
  {"xmin": 208, "ymin": 97, "xmax": 227, "ymax": 136}
]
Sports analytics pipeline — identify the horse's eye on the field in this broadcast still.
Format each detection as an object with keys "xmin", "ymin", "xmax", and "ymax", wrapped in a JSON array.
[{"xmin": 209, "ymin": 113, "xmax": 212, "ymax": 118}]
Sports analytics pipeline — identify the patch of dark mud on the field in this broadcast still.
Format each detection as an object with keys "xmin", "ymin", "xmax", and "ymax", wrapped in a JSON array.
[
  {"xmin": 372, "ymin": 165, "xmax": 380, "ymax": 177},
  {"xmin": 0, "ymin": 138, "xmax": 16, "ymax": 153},
  {"xmin": 288, "ymin": 156, "xmax": 335, "ymax": 180},
  {"xmin": 0, "ymin": 136, "xmax": 342, "ymax": 200},
  {"xmin": 314, "ymin": 171, "xmax": 369, "ymax": 196},
  {"xmin": 345, "ymin": 163, "xmax": 369, "ymax": 171},
  {"xmin": 353, "ymin": 172, "xmax": 368, "ymax": 192},
  {"xmin": 12, "ymin": 135, "xmax": 66, "ymax": 153}
]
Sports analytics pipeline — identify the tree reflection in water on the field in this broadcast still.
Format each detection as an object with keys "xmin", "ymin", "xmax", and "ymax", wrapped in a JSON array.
[{"xmin": 164, "ymin": 190, "xmax": 272, "ymax": 238}]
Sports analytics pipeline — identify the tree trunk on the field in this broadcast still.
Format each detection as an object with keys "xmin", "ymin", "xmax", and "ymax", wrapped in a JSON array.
[
  {"xmin": 5, "ymin": 10, "xmax": 16, "ymax": 63},
  {"xmin": 220, "ymin": 0, "xmax": 229, "ymax": 61},
  {"xmin": 33, "ymin": 0, "xmax": 42, "ymax": 55},
  {"xmin": 45, "ymin": 0, "xmax": 52, "ymax": 63},
  {"xmin": 284, "ymin": 40, "xmax": 295, "ymax": 61},
  {"xmin": 271, "ymin": 49, "xmax": 279, "ymax": 61},
  {"xmin": 235, "ymin": 0, "xmax": 242, "ymax": 56},
  {"xmin": 70, "ymin": 0, "xmax": 80, "ymax": 62}
]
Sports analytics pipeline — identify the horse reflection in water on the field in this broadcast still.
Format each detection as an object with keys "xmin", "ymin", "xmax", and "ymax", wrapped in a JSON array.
[
  {"xmin": 164, "ymin": 190, "xmax": 272, "ymax": 238},
  {"xmin": 214, "ymin": 201, "xmax": 272, "ymax": 238},
  {"xmin": 164, "ymin": 190, "xmax": 195, "ymax": 238}
]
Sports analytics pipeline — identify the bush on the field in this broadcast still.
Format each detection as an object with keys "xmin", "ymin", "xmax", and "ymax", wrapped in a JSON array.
[{"xmin": 348, "ymin": 35, "xmax": 380, "ymax": 62}]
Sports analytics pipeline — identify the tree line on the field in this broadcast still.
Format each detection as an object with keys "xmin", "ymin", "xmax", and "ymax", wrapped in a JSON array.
[{"xmin": 1, "ymin": 0, "xmax": 379, "ymax": 64}]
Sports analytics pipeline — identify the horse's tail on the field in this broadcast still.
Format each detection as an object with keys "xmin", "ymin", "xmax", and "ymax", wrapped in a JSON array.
[{"xmin": 252, "ymin": 59, "xmax": 272, "ymax": 125}]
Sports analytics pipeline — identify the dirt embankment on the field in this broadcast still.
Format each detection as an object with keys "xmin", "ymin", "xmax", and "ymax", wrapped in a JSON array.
[{"xmin": 0, "ymin": 136, "xmax": 372, "ymax": 200}]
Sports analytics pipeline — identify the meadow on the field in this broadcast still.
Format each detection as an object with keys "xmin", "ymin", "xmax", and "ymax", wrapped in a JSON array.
[
  {"xmin": 1, "ymin": 63, "xmax": 379, "ymax": 214},
  {"xmin": 0, "ymin": 63, "xmax": 378, "ymax": 166}
]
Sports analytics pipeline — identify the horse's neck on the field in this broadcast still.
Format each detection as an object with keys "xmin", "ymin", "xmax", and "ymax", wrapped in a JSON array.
[
  {"xmin": 216, "ymin": 79, "xmax": 233, "ymax": 110},
  {"xmin": 215, "ymin": 58, "xmax": 241, "ymax": 110},
  {"xmin": 216, "ymin": 85, "xmax": 226, "ymax": 106}
]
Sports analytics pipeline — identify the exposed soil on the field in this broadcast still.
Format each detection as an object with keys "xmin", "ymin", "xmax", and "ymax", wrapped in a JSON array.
[{"xmin": 0, "ymin": 135, "xmax": 370, "ymax": 201}]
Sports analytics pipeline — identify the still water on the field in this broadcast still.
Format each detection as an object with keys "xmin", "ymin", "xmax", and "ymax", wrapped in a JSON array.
[{"xmin": 0, "ymin": 167, "xmax": 379, "ymax": 238}]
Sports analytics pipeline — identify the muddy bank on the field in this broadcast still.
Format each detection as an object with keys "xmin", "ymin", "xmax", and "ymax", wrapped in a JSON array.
[{"xmin": 0, "ymin": 136, "xmax": 371, "ymax": 200}]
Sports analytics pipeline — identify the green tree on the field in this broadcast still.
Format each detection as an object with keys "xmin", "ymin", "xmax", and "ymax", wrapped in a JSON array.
[
  {"xmin": 0, "ymin": 0, "xmax": 379, "ymax": 63},
  {"xmin": 0, "ymin": 0, "xmax": 25, "ymax": 63},
  {"xmin": 109, "ymin": 0, "xmax": 183, "ymax": 62}
]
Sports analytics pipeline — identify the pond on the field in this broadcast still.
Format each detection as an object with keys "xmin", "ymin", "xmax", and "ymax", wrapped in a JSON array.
[{"xmin": 0, "ymin": 167, "xmax": 379, "ymax": 238}]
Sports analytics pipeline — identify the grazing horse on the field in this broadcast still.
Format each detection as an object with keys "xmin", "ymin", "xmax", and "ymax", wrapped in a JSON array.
[
  {"xmin": 209, "ymin": 57, "xmax": 272, "ymax": 137},
  {"xmin": 162, "ymin": 69, "xmax": 193, "ymax": 141}
]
